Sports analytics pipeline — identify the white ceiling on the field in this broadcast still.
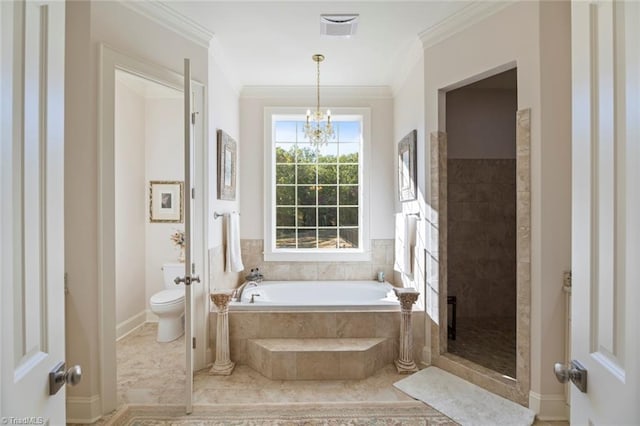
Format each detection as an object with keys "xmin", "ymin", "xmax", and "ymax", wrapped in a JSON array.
[{"xmin": 163, "ymin": 1, "xmax": 473, "ymax": 88}]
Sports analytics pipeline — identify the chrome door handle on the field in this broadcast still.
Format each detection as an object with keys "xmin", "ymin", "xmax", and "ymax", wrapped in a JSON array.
[
  {"xmin": 49, "ymin": 362, "xmax": 82, "ymax": 395},
  {"xmin": 174, "ymin": 275, "xmax": 201, "ymax": 286},
  {"xmin": 554, "ymin": 360, "xmax": 587, "ymax": 393}
]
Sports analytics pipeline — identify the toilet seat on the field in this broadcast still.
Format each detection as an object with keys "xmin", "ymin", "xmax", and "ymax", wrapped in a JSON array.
[{"xmin": 150, "ymin": 288, "xmax": 184, "ymax": 306}]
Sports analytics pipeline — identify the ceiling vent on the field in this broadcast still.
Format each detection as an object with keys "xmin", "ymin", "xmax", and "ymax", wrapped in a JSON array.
[{"xmin": 320, "ymin": 14, "xmax": 359, "ymax": 37}]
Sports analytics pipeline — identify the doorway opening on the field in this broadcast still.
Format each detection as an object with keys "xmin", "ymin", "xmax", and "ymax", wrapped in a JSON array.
[
  {"xmin": 444, "ymin": 68, "xmax": 518, "ymax": 378},
  {"xmin": 114, "ymin": 70, "xmax": 185, "ymax": 406},
  {"xmin": 98, "ymin": 45, "xmax": 209, "ymax": 416}
]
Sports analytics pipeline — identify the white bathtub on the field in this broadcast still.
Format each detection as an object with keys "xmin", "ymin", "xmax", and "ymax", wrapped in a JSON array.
[{"xmin": 230, "ymin": 280, "xmax": 400, "ymax": 311}]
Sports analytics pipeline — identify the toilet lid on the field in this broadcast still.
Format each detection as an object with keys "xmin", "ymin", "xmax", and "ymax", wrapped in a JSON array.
[{"xmin": 150, "ymin": 288, "xmax": 184, "ymax": 305}]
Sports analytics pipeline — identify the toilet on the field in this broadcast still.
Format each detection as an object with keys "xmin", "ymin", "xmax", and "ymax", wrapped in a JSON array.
[{"xmin": 149, "ymin": 263, "xmax": 185, "ymax": 342}]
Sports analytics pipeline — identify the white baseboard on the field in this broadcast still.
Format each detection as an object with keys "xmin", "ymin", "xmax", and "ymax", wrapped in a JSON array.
[
  {"xmin": 116, "ymin": 311, "xmax": 147, "ymax": 340},
  {"xmin": 529, "ymin": 391, "xmax": 569, "ymax": 421},
  {"xmin": 146, "ymin": 309, "xmax": 159, "ymax": 323},
  {"xmin": 66, "ymin": 394, "xmax": 102, "ymax": 424}
]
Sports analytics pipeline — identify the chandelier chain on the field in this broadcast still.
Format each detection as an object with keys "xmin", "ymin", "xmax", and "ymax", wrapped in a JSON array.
[{"xmin": 304, "ymin": 54, "xmax": 334, "ymax": 148}]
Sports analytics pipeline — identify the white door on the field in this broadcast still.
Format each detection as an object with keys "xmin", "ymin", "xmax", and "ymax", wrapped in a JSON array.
[
  {"xmin": 1, "ymin": 0, "xmax": 70, "ymax": 424},
  {"xmin": 182, "ymin": 58, "xmax": 197, "ymax": 414},
  {"xmin": 571, "ymin": 1, "xmax": 640, "ymax": 424}
]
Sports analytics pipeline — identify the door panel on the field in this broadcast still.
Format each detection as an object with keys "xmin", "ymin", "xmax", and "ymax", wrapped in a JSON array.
[
  {"xmin": 183, "ymin": 58, "xmax": 194, "ymax": 414},
  {"xmin": 1, "ymin": 0, "xmax": 66, "ymax": 423},
  {"xmin": 571, "ymin": 0, "xmax": 640, "ymax": 423}
]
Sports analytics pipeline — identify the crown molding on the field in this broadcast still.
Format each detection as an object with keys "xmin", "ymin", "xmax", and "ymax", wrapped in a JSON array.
[
  {"xmin": 240, "ymin": 86, "xmax": 393, "ymax": 100},
  {"xmin": 419, "ymin": 1, "xmax": 515, "ymax": 50},
  {"xmin": 118, "ymin": 0, "xmax": 214, "ymax": 49}
]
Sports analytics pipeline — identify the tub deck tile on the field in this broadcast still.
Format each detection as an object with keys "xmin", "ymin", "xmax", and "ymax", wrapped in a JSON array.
[{"xmin": 247, "ymin": 337, "xmax": 390, "ymax": 380}]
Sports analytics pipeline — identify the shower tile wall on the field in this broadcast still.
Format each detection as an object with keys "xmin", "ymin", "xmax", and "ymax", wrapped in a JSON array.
[{"xmin": 447, "ymin": 159, "xmax": 516, "ymax": 318}]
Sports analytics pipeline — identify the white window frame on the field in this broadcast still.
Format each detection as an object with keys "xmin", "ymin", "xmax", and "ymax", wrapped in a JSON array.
[{"xmin": 264, "ymin": 107, "xmax": 371, "ymax": 262}]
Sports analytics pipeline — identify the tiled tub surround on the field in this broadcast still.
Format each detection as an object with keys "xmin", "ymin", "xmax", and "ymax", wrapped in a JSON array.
[
  {"xmin": 210, "ymin": 310, "xmax": 425, "ymax": 380},
  {"xmin": 447, "ymin": 158, "xmax": 517, "ymax": 319},
  {"xmin": 238, "ymin": 239, "xmax": 396, "ymax": 285}
]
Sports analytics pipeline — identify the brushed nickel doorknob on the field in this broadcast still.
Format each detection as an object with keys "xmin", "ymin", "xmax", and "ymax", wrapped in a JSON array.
[
  {"xmin": 554, "ymin": 360, "xmax": 587, "ymax": 393},
  {"xmin": 49, "ymin": 362, "xmax": 82, "ymax": 395}
]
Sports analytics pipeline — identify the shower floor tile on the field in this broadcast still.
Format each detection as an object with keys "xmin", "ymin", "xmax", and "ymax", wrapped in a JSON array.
[{"xmin": 446, "ymin": 316, "xmax": 516, "ymax": 378}]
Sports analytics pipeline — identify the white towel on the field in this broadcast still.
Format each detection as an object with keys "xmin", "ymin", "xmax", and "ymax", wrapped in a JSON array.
[
  {"xmin": 225, "ymin": 212, "xmax": 244, "ymax": 272},
  {"xmin": 394, "ymin": 213, "xmax": 417, "ymax": 277}
]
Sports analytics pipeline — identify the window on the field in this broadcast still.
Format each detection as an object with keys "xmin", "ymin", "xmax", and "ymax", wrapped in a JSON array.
[{"xmin": 264, "ymin": 108, "xmax": 370, "ymax": 261}]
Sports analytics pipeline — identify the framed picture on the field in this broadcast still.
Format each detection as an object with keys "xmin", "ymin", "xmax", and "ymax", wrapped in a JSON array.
[
  {"xmin": 217, "ymin": 129, "xmax": 237, "ymax": 201},
  {"xmin": 149, "ymin": 181, "xmax": 184, "ymax": 223},
  {"xmin": 398, "ymin": 129, "xmax": 417, "ymax": 202}
]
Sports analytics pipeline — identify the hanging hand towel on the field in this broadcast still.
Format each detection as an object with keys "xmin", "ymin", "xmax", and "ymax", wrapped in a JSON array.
[
  {"xmin": 225, "ymin": 212, "xmax": 244, "ymax": 272},
  {"xmin": 394, "ymin": 213, "xmax": 417, "ymax": 277}
]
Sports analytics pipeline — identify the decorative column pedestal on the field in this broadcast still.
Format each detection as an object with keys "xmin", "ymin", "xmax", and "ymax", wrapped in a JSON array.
[
  {"xmin": 394, "ymin": 288, "xmax": 420, "ymax": 374},
  {"xmin": 209, "ymin": 291, "xmax": 235, "ymax": 375}
]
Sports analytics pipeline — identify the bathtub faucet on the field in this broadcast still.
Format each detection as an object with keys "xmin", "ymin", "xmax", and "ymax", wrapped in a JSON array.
[{"xmin": 234, "ymin": 280, "xmax": 258, "ymax": 302}]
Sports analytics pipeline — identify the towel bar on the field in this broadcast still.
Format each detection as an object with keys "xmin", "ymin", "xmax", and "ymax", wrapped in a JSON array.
[{"xmin": 214, "ymin": 211, "xmax": 240, "ymax": 219}]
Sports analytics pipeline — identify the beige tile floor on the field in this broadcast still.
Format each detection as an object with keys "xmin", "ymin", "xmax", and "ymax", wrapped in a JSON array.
[
  {"xmin": 114, "ymin": 323, "xmax": 567, "ymax": 426},
  {"xmin": 117, "ymin": 323, "xmax": 421, "ymax": 406}
]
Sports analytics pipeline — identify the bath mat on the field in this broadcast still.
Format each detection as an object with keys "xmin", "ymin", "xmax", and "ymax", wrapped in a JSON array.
[{"xmin": 394, "ymin": 367, "xmax": 535, "ymax": 426}]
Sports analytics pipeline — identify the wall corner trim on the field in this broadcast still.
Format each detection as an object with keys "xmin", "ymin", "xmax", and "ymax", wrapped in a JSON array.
[
  {"xmin": 419, "ymin": 1, "xmax": 515, "ymax": 49},
  {"xmin": 528, "ymin": 391, "xmax": 569, "ymax": 421},
  {"xmin": 66, "ymin": 395, "xmax": 102, "ymax": 424},
  {"xmin": 117, "ymin": 0, "xmax": 214, "ymax": 49}
]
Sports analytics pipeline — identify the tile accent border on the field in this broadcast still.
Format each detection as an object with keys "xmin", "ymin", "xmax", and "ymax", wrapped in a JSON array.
[
  {"xmin": 514, "ymin": 108, "xmax": 532, "ymax": 403},
  {"xmin": 429, "ymin": 108, "xmax": 532, "ymax": 406}
]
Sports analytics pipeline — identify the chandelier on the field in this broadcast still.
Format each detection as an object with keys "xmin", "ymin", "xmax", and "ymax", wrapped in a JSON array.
[{"xmin": 304, "ymin": 54, "xmax": 334, "ymax": 148}]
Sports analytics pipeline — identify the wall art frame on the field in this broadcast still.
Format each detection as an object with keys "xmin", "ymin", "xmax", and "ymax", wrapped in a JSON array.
[
  {"xmin": 217, "ymin": 129, "xmax": 237, "ymax": 201},
  {"xmin": 398, "ymin": 129, "xmax": 418, "ymax": 202},
  {"xmin": 149, "ymin": 180, "xmax": 184, "ymax": 223}
]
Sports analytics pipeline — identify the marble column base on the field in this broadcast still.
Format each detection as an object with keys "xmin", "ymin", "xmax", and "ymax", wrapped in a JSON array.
[
  {"xmin": 209, "ymin": 360, "xmax": 235, "ymax": 376},
  {"xmin": 395, "ymin": 358, "xmax": 418, "ymax": 374}
]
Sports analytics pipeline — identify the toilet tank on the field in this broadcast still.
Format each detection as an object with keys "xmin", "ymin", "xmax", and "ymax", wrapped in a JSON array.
[{"xmin": 163, "ymin": 263, "xmax": 185, "ymax": 289}]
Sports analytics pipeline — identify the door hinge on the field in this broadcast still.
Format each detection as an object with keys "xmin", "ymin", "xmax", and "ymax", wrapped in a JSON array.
[
  {"xmin": 563, "ymin": 270, "xmax": 572, "ymax": 293},
  {"xmin": 192, "ymin": 263, "xmax": 196, "ymax": 274},
  {"xmin": 192, "ymin": 337, "xmax": 196, "ymax": 349},
  {"xmin": 191, "ymin": 111, "xmax": 198, "ymax": 124},
  {"xmin": 191, "ymin": 187, "xmax": 195, "ymax": 199}
]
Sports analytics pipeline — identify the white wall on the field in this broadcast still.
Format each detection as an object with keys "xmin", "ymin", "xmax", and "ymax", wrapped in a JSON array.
[
  {"xmin": 239, "ymin": 88, "xmax": 395, "ymax": 241},
  {"xmin": 65, "ymin": 0, "xmax": 209, "ymax": 413},
  {"xmin": 114, "ymin": 78, "xmax": 147, "ymax": 329},
  {"xmin": 114, "ymin": 74, "xmax": 183, "ymax": 334},
  {"xmin": 392, "ymin": 48, "xmax": 427, "ymax": 306},
  {"xmin": 422, "ymin": 0, "xmax": 571, "ymax": 418},
  {"xmin": 144, "ymin": 97, "xmax": 184, "ymax": 303},
  {"xmin": 208, "ymin": 47, "xmax": 240, "ymax": 249}
]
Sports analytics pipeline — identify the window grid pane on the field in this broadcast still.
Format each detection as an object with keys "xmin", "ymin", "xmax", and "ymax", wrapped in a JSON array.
[{"xmin": 274, "ymin": 119, "xmax": 360, "ymax": 249}]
